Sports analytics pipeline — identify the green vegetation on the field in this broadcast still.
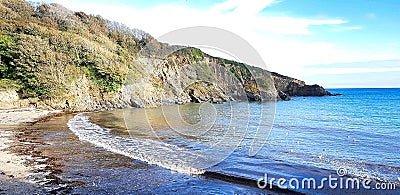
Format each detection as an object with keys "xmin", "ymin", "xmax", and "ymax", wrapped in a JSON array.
[
  {"xmin": 191, "ymin": 48, "xmax": 204, "ymax": 62},
  {"xmin": 0, "ymin": 78, "xmax": 21, "ymax": 90},
  {"xmin": 0, "ymin": 34, "xmax": 18, "ymax": 80},
  {"xmin": 0, "ymin": 0, "xmax": 150, "ymax": 99},
  {"xmin": 0, "ymin": 33, "xmax": 48, "ymax": 97},
  {"xmin": 152, "ymin": 82, "xmax": 162, "ymax": 88},
  {"xmin": 221, "ymin": 59, "xmax": 252, "ymax": 81}
]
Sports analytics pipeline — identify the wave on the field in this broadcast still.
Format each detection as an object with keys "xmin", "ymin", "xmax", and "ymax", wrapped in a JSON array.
[
  {"xmin": 67, "ymin": 113, "xmax": 400, "ymax": 193},
  {"xmin": 67, "ymin": 113, "xmax": 205, "ymax": 175}
]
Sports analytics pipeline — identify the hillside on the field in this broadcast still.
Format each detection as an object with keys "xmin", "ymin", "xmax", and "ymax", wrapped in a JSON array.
[{"xmin": 0, "ymin": 0, "xmax": 330, "ymax": 111}]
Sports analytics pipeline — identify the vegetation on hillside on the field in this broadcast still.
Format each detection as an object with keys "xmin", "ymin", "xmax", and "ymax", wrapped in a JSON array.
[{"xmin": 0, "ymin": 0, "xmax": 149, "ymax": 99}]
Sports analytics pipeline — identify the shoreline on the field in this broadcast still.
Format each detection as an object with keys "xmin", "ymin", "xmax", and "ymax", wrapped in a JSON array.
[{"xmin": 0, "ymin": 108, "xmax": 63, "ymax": 187}]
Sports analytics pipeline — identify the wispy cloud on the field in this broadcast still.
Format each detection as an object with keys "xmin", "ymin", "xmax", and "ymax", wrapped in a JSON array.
[
  {"xmin": 211, "ymin": 0, "xmax": 276, "ymax": 16},
  {"xmin": 343, "ymin": 26, "xmax": 363, "ymax": 31},
  {"xmin": 209, "ymin": 0, "xmax": 346, "ymax": 35},
  {"xmin": 332, "ymin": 26, "xmax": 363, "ymax": 32}
]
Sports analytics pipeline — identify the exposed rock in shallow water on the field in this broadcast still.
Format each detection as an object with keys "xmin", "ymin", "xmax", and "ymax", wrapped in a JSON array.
[
  {"xmin": 271, "ymin": 72, "xmax": 332, "ymax": 100},
  {"xmin": 277, "ymin": 90, "xmax": 291, "ymax": 101},
  {"xmin": 293, "ymin": 84, "xmax": 332, "ymax": 96}
]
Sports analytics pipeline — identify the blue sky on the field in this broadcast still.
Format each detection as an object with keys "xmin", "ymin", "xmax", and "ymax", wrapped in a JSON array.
[{"xmin": 32, "ymin": 0, "xmax": 400, "ymax": 88}]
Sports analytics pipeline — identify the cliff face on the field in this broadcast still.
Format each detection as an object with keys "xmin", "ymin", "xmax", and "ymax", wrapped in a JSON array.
[
  {"xmin": 109, "ymin": 47, "xmax": 277, "ymax": 109},
  {"xmin": 0, "ymin": 48, "xmax": 277, "ymax": 110},
  {"xmin": 0, "ymin": 0, "xmax": 330, "ymax": 111},
  {"xmin": 271, "ymin": 72, "xmax": 332, "ymax": 100}
]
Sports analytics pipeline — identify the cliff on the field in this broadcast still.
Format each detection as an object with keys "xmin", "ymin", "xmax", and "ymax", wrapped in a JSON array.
[
  {"xmin": 271, "ymin": 72, "xmax": 332, "ymax": 100},
  {"xmin": 0, "ymin": 0, "xmax": 330, "ymax": 111}
]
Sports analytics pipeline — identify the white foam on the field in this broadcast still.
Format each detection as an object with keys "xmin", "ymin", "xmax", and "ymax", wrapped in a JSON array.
[{"xmin": 67, "ymin": 113, "xmax": 206, "ymax": 175}]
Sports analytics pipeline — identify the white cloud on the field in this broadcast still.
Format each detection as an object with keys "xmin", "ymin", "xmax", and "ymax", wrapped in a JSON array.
[
  {"xmin": 344, "ymin": 26, "xmax": 362, "ymax": 30},
  {"xmin": 211, "ymin": 0, "xmax": 275, "ymax": 15},
  {"xmin": 332, "ymin": 26, "xmax": 363, "ymax": 32}
]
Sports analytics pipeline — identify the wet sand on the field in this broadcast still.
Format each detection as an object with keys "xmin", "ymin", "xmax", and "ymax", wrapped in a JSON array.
[
  {"xmin": 0, "ymin": 108, "xmax": 62, "ymax": 193},
  {"xmin": 0, "ymin": 108, "xmax": 61, "ymax": 178},
  {"xmin": 0, "ymin": 130, "xmax": 32, "ymax": 179}
]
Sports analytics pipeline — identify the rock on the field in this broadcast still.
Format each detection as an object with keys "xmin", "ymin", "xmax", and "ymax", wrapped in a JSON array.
[
  {"xmin": 185, "ymin": 82, "xmax": 229, "ymax": 104},
  {"xmin": 246, "ymin": 93, "xmax": 262, "ymax": 101},
  {"xmin": 295, "ymin": 84, "xmax": 331, "ymax": 96},
  {"xmin": 278, "ymin": 91, "xmax": 291, "ymax": 101},
  {"xmin": 0, "ymin": 90, "xmax": 21, "ymax": 109},
  {"xmin": 271, "ymin": 72, "xmax": 332, "ymax": 98}
]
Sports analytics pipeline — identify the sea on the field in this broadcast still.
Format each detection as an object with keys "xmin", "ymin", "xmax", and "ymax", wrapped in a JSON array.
[{"xmin": 26, "ymin": 88, "xmax": 400, "ymax": 194}]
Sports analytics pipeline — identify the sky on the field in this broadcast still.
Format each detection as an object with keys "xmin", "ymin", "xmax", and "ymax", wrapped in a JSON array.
[{"xmin": 31, "ymin": 0, "xmax": 400, "ymax": 88}]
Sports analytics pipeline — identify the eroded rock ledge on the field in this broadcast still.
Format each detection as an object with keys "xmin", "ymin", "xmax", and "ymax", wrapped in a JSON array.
[{"xmin": 271, "ymin": 72, "xmax": 338, "ymax": 101}]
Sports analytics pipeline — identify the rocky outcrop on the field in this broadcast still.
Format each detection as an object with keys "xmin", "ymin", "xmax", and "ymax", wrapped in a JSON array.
[
  {"xmin": 271, "ymin": 72, "xmax": 332, "ymax": 100},
  {"xmin": 0, "ymin": 90, "xmax": 44, "ymax": 109},
  {"xmin": 185, "ymin": 82, "xmax": 231, "ymax": 104},
  {"xmin": 104, "ymin": 47, "xmax": 278, "ymax": 109},
  {"xmin": 277, "ymin": 90, "xmax": 291, "ymax": 101},
  {"xmin": 0, "ymin": 90, "xmax": 19, "ymax": 109}
]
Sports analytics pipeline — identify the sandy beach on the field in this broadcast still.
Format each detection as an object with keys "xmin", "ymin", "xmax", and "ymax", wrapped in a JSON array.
[
  {"xmin": 0, "ymin": 108, "xmax": 62, "ymax": 126},
  {"xmin": 0, "ymin": 108, "xmax": 62, "ymax": 193},
  {"xmin": 0, "ymin": 130, "xmax": 32, "ymax": 179}
]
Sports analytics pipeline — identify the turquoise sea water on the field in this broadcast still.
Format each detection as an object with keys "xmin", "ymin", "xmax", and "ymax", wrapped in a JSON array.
[
  {"xmin": 67, "ymin": 88, "xmax": 400, "ymax": 194},
  {"xmin": 271, "ymin": 88, "xmax": 400, "ymax": 171}
]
